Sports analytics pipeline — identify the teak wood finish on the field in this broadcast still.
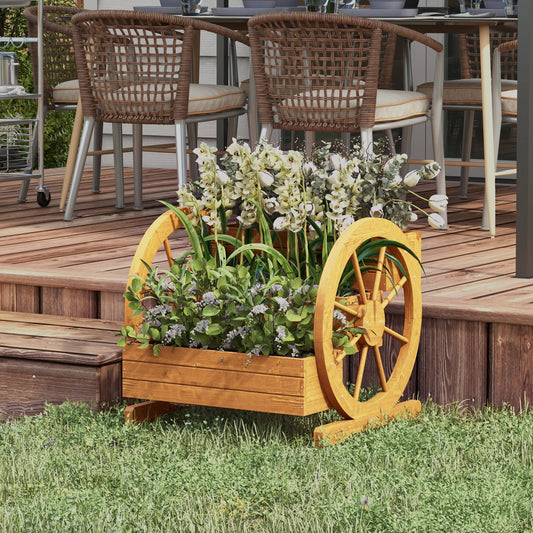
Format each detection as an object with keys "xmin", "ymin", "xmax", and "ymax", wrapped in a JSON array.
[{"xmin": 122, "ymin": 209, "xmax": 422, "ymax": 445}]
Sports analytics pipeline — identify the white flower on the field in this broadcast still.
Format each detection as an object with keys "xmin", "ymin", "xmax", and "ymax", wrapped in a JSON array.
[
  {"xmin": 409, "ymin": 212, "xmax": 418, "ymax": 222},
  {"xmin": 215, "ymin": 170, "xmax": 230, "ymax": 186},
  {"xmin": 329, "ymin": 153, "xmax": 343, "ymax": 171},
  {"xmin": 273, "ymin": 216, "xmax": 288, "ymax": 231},
  {"xmin": 391, "ymin": 174, "xmax": 403, "ymax": 187},
  {"xmin": 428, "ymin": 212, "xmax": 446, "ymax": 229},
  {"xmin": 258, "ymin": 170, "xmax": 274, "ymax": 187},
  {"xmin": 370, "ymin": 204, "xmax": 384, "ymax": 218},
  {"xmin": 428, "ymin": 194, "xmax": 448, "ymax": 213},
  {"xmin": 403, "ymin": 170, "xmax": 421, "ymax": 188}
]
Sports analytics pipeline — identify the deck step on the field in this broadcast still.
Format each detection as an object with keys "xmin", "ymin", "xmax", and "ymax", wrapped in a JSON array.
[{"xmin": 0, "ymin": 311, "xmax": 122, "ymax": 419}]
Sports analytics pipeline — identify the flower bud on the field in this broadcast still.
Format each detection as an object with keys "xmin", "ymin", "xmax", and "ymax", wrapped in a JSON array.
[
  {"xmin": 370, "ymin": 203, "xmax": 384, "ymax": 218},
  {"xmin": 403, "ymin": 170, "xmax": 421, "ymax": 188},
  {"xmin": 428, "ymin": 212, "xmax": 446, "ymax": 229},
  {"xmin": 428, "ymin": 194, "xmax": 448, "ymax": 213},
  {"xmin": 258, "ymin": 170, "xmax": 274, "ymax": 187},
  {"xmin": 215, "ymin": 170, "xmax": 230, "ymax": 186}
]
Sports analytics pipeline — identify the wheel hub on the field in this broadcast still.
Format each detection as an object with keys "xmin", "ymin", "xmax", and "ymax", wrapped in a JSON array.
[{"xmin": 356, "ymin": 299, "xmax": 385, "ymax": 347}]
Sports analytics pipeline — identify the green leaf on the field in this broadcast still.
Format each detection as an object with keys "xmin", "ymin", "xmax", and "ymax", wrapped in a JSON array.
[
  {"xmin": 286, "ymin": 309, "xmax": 304, "ymax": 322},
  {"xmin": 206, "ymin": 323, "xmax": 224, "ymax": 336},
  {"xmin": 202, "ymin": 305, "xmax": 220, "ymax": 317}
]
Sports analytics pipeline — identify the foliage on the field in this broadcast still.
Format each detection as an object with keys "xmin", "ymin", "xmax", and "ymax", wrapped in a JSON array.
[
  {"xmin": 121, "ymin": 141, "xmax": 430, "ymax": 357},
  {"xmin": 179, "ymin": 140, "xmax": 445, "ymax": 233},
  {"xmin": 0, "ymin": 0, "xmax": 77, "ymax": 169},
  {"xmin": 1, "ymin": 401, "xmax": 533, "ymax": 532}
]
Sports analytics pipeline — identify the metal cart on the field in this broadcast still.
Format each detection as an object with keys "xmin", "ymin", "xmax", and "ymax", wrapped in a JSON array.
[{"xmin": 0, "ymin": 0, "xmax": 49, "ymax": 207}]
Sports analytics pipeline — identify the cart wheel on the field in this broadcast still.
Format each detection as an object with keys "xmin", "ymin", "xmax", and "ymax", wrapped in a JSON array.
[
  {"xmin": 37, "ymin": 188, "xmax": 51, "ymax": 207},
  {"xmin": 313, "ymin": 218, "xmax": 422, "ymax": 444},
  {"xmin": 124, "ymin": 208, "xmax": 189, "ymax": 327}
]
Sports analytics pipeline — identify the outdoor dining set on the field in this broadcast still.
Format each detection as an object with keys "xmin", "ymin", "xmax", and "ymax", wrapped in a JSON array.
[{"xmin": 22, "ymin": 2, "xmax": 518, "ymax": 237}]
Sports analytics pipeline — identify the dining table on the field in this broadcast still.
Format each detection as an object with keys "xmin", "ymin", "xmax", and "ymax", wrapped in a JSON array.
[
  {"xmin": 65, "ymin": 8, "xmax": 517, "ymax": 236},
  {"xmin": 195, "ymin": 10, "xmax": 516, "ymax": 237}
]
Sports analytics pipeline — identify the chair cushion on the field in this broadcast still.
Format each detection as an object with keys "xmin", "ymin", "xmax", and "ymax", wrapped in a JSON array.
[
  {"xmin": 112, "ymin": 83, "xmax": 246, "ymax": 116},
  {"xmin": 188, "ymin": 84, "xmax": 246, "ymax": 115},
  {"xmin": 501, "ymin": 89, "xmax": 517, "ymax": 116},
  {"xmin": 417, "ymin": 79, "xmax": 517, "ymax": 105},
  {"xmin": 52, "ymin": 79, "xmax": 79, "ymax": 104},
  {"xmin": 282, "ymin": 88, "xmax": 429, "ymax": 124}
]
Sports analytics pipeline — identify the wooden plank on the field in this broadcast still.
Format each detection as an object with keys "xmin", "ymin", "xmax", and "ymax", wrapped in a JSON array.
[
  {"xmin": 417, "ymin": 317, "xmax": 488, "ymax": 408},
  {"xmin": 40, "ymin": 287, "xmax": 98, "ymax": 319},
  {"xmin": 490, "ymin": 323, "xmax": 533, "ymax": 410},
  {"xmin": 123, "ymin": 344, "xmax": 310, "ymax": 377},
  {"xmin": 122, "ymin": 378, "xmax": 328, "ymax": 416},
  {"xmin": 123, "ymin": 360, "xmax": 306, "ymax": 397}
]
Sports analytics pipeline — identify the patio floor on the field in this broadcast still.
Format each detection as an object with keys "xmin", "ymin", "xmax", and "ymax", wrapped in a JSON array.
[{"xmin": 0, "ymin": 165, "xmax": 531, "ymax": 410}]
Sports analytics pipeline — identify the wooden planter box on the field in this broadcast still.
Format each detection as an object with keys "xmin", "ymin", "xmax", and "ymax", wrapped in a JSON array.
[{"xmin": 123, "ymin": 344, "xmax": 339, "ymax": 416}]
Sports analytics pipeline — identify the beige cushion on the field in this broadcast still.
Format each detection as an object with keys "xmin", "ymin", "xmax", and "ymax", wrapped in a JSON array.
[
  {"xmin": 417, "ymin": 78, "xmax": 517, "ymax": 105},
  {"xmin": 282, "ymin": 88, "xmax": 429, "ymax": 123},
  {"xmin": 53, "ymin": 79, "xmax": 79, "ymax": 104},
  {"xmin": 501, "ymin": 89, "xmax": 517, "ymax": 116},
  {"xmin": 112, "ymin": 83, "xmax": 246, "ymax": 116}
]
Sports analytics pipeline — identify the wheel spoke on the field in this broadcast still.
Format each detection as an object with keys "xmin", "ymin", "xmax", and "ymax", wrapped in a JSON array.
[
  {"xmin": 163, "ymin": 238, "xmax": 174, "ymax": 268},
  {"xmin": 352, "ymin": 345, "xmax": 368, "ymax": 400},
  {"xmin": 333, "ymin": 300, "xmax": 359, "ymax": 317},
  {"xmin": 384, "ymin": 325, "xmax": 409, "ymax": 344},
  {"xmin": 381, "ymin": 276, "xmax": 407, "ymax": 309},
  {"xmin": 371, "ymin": 246, "xmax": 387, "ymax": 301},
  {"xmin": 351, "ymin": 252, "xmax": 367, "ymax": 304},
  {"xmin": 373, "ymin": 345, "xmax": 388, "ymax": 392}
]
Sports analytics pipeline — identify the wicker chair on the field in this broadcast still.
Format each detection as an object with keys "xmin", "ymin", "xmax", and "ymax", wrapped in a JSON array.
[
  {"xmin": 417, "ymin": 29, "xmax": 517, "ymax": 201},
  {"xmin": 23, "ymin": 5, "xmax": 123, "ymax": 211},
  {"xmin": 248, "ymin": 12, "xmax": 446, "ymax": 222},
  {"xmin": 492, "ymin": 39, "xmax": 518, "ymax": 181},
  {"xmin": 64, "ymin": 10, "xmax": 249, "ymax": 221}
]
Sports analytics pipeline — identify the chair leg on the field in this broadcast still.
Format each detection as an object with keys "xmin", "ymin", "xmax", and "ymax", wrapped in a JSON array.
[
  {"xmin": 459, "ymin": 110, "xmax": 474, "ymax": 199},
  {"xmin": 133, "ymin": 123, "xmax": 143, "ymax": 211},
  {"xmin": 259, "ymin": 124, "xmax": 273, "ymax": 144},
  {"xmin": 247, "ymin": 71, "xmax": 259, "ymax": 149},
  {"xmin": 112, "ymin": 123, "xmax": 125, "ymax": 209},
  {"xmin": 92, "ymin": 121, "xmax": 103, "ymax": 193},
  {"xmin": 60, "ymin": 102, "xmax": 84, "ymax": 211},
  {"xmin": 186, "ymin": 123, "xmax": 199, "ymax": 183},
  {"xmin": 63, "ymin": 117, "xmax": 96, "ymax": 221},
  {"xmin": 360, "ymin": 128, "xmax": 374, "ymax": 158},
  {"xmin": 304, "ymin": 131, "xmax": 315, "ymax": 159},
  {"xmin": 175, "ymin": 120, "xmax": 188, "ymax": 190}
]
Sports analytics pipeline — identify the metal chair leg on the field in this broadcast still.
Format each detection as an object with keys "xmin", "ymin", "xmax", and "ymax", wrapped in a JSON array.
[
  {"xmin": 112, "ymin": 123, "xmax": 125, "ymax": 209},
  {"xmin": 133, "ymin": 123, "xmax": 143, "ymax": 211},
  {"xmin": 186, "ymin": 123, "xmax": 199, "ymax": 182},
  {"xmin": 91, "ymin": 121, "xmax": 103, "ymax": 193},
  {"xmin": 459, "ymin": 110, "xmax": 474, "ymax": 199},
  {"xmin": 175, "ymin": 120, "xmax": 188, "ymax": 190},
  {"xmin": 63, "ymin": 117, "xmax": 95, "ymax": 221}
]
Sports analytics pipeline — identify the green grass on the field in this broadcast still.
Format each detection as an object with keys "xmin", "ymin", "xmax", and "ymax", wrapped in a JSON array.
[{"xmin": 1, "ymin": 401, "xmax": 532, "ymax": 532}]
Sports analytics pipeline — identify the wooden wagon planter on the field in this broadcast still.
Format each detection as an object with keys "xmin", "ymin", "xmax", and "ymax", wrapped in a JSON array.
[{"xmin": 123, "ymin": 209, "xmax": 422, "ymax": 445}]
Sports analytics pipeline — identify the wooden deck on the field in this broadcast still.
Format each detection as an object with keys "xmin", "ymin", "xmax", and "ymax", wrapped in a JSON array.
[{"xmin": 1, "ymin": 166, "xmax": 531, "ymax": 412}]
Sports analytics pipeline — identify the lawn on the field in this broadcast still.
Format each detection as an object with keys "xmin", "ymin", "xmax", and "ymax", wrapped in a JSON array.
[{"xmin": 0, "ymin": 401, "xmax": 532, "ymax": 532}]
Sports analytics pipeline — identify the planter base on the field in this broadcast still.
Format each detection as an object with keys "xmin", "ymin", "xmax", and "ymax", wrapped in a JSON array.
[{"xmin": 313, "ymin": 399, "xmax": 422, "ymax": 446}]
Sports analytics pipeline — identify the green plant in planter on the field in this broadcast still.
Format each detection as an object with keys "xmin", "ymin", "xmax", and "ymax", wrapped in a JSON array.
[{"xmin": 121, "ymin": 141, "xmax": 430, "ymax": 358}]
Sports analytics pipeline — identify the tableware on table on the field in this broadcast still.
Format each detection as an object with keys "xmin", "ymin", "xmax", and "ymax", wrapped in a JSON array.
[
  {"xmin": 369, "ymin": 0, "xmax": 404, "ymax": 7},
  {"xmin": 181, "ymin": 0, "xmax": 202, "ymax": 14},
  {"xmin": 305, "ymin": 0, "xmax": 328, "ymax": 11},
  {"xmin": 503, "ymin": 0, "xmax": 514, "ymax": 16}
]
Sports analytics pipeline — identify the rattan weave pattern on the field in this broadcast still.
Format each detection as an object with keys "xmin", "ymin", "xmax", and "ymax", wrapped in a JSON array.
[
  {"xmin": 248, "ymin": 12, "xmax": 442, "ymax": 133},
  {"xmin": 459, "ymin": 27, "xmax": 517, "ymax": 81},
  {"xmin": 24, "ymin": 6, "xmax": 84, "ymax": 110},
  {"xmin": 70, "ymin": 11, "xmax": 249, "ymax": 125}
]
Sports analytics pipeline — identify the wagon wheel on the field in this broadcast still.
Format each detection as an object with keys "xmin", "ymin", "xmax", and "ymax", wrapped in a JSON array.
[
  {"xmin": 124, "ymin": 208, "xmax": 190, "ymax": 424},
  {"xmin": 313, "ymin": 218, "xmax": 422, "ymax": 445},
  {"xmin": 124, "ymin": 208, "xmax": 189, "ymax": 329}
]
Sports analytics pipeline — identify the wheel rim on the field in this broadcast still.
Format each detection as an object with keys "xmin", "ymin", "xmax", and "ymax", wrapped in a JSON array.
[{"xmin": 314, "ymin": 218, "xmax": 422, "ymax": 420}]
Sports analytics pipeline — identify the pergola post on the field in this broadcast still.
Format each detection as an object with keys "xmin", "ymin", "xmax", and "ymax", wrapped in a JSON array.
[{"xmin": 516, "ymin": 4, "xmax": 533, "ymax": 277}]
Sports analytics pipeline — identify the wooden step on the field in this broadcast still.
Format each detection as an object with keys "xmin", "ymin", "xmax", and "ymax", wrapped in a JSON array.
[{"xmin": 0, "ymin": 311, "xmax": 123, "ymax": 419}]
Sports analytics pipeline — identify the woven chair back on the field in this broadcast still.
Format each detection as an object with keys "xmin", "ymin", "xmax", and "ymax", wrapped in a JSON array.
[
  {"xmin": 24, "ymin": 6, "xmax": 83, "ymax": 109},
  {"xmin": 459, "ymin": 28, "xmax": 517, "ymax": 81},
  {"xmin": 247, "ymin": 13, "xmax": 437, "ymax": 134},
  {"xmin": 70, "ymin": 11, "xmax": 196, "ymax": 124}
]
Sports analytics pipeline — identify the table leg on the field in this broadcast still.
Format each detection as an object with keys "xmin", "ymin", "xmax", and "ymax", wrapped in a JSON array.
[{"xmin": 479, "ymin": 24, "xmax": 496, "ymax": 237}]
